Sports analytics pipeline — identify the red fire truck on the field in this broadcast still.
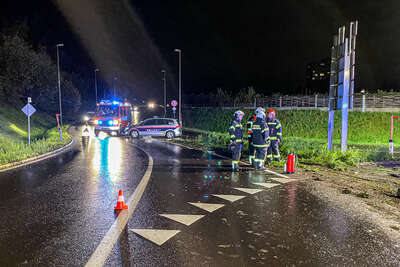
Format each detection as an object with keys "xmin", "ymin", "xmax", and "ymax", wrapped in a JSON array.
[{"xmin": 93, "ymin": 100, "xmax": 132, "ymax": 136}]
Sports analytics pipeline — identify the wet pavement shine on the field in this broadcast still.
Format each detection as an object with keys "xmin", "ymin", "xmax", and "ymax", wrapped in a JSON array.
[
  {"xmin": 105, "ymin": 138, "xmax": 400, "ymax": 267},
  {"xmin": 0, "ymin": 128, "xmax": 399, "ymax": 266}
]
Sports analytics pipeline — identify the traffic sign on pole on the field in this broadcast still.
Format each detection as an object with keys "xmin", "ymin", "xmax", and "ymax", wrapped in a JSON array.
[
  {"xmin": 171, "ymin": 100, "xmax": 178, "ymax": 107},
  {"xmin": 21, "ymin": 99, "xmax": 36, "ymax": 144},
  {"xmin": 22, "ymin": 104, "xmax": 36, "ymax": 117}
]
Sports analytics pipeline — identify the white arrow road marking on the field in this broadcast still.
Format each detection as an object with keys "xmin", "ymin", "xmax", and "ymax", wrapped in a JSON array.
[
  {"xmin": 233, "ymin": 188, "xmax": 264, "ymax": 194},
  {"xmin": 188, "ymin": 202, "xmax": 225, "ymax": 213},
  {"xmin": 130, "ymin": 229, "xmax": 181, "ymax": 246},
  {"xmin": 211, "ymin": 194, "xmax": 246, "ymax": 203},
  {"xmin": 159, "ymin": 214, "xmax": 205, "ymax": 226},
  {"xmin": 252, "ymin": 182, "xmax": 280, "ymax": 188},
  {"xmin": 270, "ymin": 177, "xmax": 297, "ymax": 184}
]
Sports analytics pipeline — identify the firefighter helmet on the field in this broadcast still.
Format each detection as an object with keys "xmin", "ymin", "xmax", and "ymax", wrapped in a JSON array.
[
  {"xmin": 256, "ymin": 107, "xmax": 265, "ymax": 114},
  {"xmin": 234, "ymin": 110, "xmax": 244, "ymax": 117},
  {"xmin": 267, "ymin": 108, "xmax": 275, "ymax": 113}
]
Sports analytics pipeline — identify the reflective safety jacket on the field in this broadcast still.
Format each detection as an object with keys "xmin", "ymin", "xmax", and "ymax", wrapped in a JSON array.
[
  {"xmin": 267, "ymin": 118, "xmax": 282, "ymax": 141},
  {"xmin": 251, "ymin": 117, "xmax": 270, "ymax": 147},
  {"xmin": 229, "ymin": 118, "xmax": 244, "ymax": 143},
  {"xmin": 246, "ymin": 115, "xmax": 256, "ymax": 143}
]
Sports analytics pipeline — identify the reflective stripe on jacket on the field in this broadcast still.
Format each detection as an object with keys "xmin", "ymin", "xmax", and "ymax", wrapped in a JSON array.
[
  {"xmin": 246, "ymin": 115, "xmax": 256, "ymax": 142},
  {"xmin": 267, "ymin": 118, "xmax": 282, "ymax": 141},
  {"xmin": 251, "ymin": 117, "xmax": 270, "ymax": 147},
  {"xmin": 229, "ymin": 118, "xmax": 244, "ymax": 143}
]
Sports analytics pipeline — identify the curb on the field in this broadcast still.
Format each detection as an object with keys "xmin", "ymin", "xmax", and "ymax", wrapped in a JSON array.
[{"xmin": 0, "ymin": 138, "xmax": 74, "ymax": 173}]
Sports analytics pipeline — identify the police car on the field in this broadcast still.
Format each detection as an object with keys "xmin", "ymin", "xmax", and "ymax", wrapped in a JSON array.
[{"xmin": 125, "ymin": 118, "xmax": 182, "ymax": 138}]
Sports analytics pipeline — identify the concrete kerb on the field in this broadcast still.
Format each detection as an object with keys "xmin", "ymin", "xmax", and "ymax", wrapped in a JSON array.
[{"xmin": 0, "ymin": 132, "xmax": 74, "ymax": 173}]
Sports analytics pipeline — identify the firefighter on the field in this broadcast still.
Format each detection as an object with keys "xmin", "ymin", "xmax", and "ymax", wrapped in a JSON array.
[
  {"xmin": 247, "ymin": 107, "xmax": 266, "ymax": 167},
  {"xmin": 266, "ymin": 109, "xmax": 282, "ymax": 163},
  {"xmin": 229, "ymin": 110, "xmax": 245, "ymax": 171},
  {"xmin": 251, "ymin": 111, "xmax": 270, "ymax": 170}
]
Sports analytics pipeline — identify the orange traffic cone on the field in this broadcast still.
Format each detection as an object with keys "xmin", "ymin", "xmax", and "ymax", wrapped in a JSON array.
[{"xmin": 114, "ymin": 190, "xmax": 128, "ymax": 210}]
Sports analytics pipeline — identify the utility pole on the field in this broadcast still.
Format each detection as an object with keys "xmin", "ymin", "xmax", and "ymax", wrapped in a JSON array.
[
  {"xmin": 113, "ymin": 76, "xmax": 118, "ymax": 98},
  {"xmin": 56, "ymin": 43, "xmax": 64, "ymax": 126},
  {"xmin": 94, "ymin": 68, "xmax": 99, "ymax": 104},
  {"xmin": 174, "ymin": 49, "xmax": 182, "ymax": 125},
  {"xmin": 162, "ymin": 70, "xmax": 166, "ymax": 117}
]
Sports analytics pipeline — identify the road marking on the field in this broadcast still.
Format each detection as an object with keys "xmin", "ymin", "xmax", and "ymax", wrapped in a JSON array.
[
  {"xmin": 85, "ymin": 146, "xmax": 153, "ymax": 267},
  {"xmin": 211, "ymin": 194, "xmax": 246, "ymax": 203},
  {"xmin": 130, "ymin": 229, "xmax": 180, "ymax": 246},
  {"xmin": 188, "ymin": 202, "xmax": 225, "ymax": 213},
  {"xmin": 270, "ymin": 177, "xmax": 297, "ymax": 184},
  {"xmin": 159, "ymin": 214, "xmax": 205, "ymax": 226},
  {"xmin": 252, "ymin": 182, "xmax": 280, "ymax": 188},
  {"xmin": 233, "ymin": 188, "xmax": 264, "ymax": 194}
]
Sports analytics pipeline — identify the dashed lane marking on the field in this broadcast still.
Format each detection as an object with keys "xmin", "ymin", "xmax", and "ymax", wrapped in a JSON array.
[
  {"xmin": 159, "ymin": 214, "xmax": 205, "ymax": 226},
  {"xmin": 188, "ymin": 202, "xmax": 225, "ymax": 213},
  {"xmin": 252, "ymin": 182, "xmax": 280, "ymax": 188},
  {"xmin": 233, "ymin": 188, "xmax": 264, "ymax": 194},
  {"xmin": 211, "ymin": 194, "xmax": 246, "ymax": 203},
  {"xmin": 270, "ymin": 177, "xmax": 297, "ymax": 184},
  {"xmin": 130, "ymin": 229, "xmax": 181, "ymax": 246}
]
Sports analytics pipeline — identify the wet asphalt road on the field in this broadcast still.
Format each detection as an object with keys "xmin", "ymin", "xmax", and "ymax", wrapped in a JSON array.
[
  {"xmin": 0, "ymin": 127, "xmax": 400, "ymax": 266},
  {"xmin": 0, "ymin": 127, "xmax": 148, "ymax": 266},
  {"xmin": 105, "ymin": 138, "xmax": 400, "ymax": 266}
]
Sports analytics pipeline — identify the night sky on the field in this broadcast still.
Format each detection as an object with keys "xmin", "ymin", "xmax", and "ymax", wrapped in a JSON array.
[{"xmin": 1, "ymin": 0, "xmax": 400, "ymax": 102}]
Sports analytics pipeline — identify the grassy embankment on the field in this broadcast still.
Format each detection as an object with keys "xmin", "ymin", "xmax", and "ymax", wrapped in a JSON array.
[
  {"xmin": 0, "ymin": 104, "xmax": 71, "ymax": 166},
  {"xmin": 183, "ymin": 109, "xmax": 400, "ymax": 169}
]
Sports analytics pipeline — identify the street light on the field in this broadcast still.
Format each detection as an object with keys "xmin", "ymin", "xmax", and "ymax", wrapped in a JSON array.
[
  {"xmin": 94, "ymin": 68, "xmax": 99, "ymax": 105},
  {"xmin": 56, "ymin": 43, "xmax": 64, "ymax": 126},
  {"xmin": 161, "ymin": 70, "xmax": 166, "ymax": 117},
  {"xmin": 113, "ymin": 76, "xmax": 118, "ymax": 98},
  {"xmin": 174, "ymin": 49, "xmax": 182, "ymax": 125}
]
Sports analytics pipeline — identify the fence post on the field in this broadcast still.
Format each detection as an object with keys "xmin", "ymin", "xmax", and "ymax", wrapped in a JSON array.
[
  {"xmin": 362, "ymin": 93, "xmax": 366, "ymax": 112},
  {"xmin": 315, "ymin": 94, "xmax": 318, "ymax": 109},
  {"xmin": 254, "ymin": 98, "xmax": 256, "ymax": 108},
  {"xmin": 279, "ymin": 96, "xmax": 282, "ymax": 108}
]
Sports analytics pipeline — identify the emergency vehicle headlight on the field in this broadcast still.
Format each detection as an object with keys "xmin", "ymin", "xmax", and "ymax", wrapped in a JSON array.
[
  {"xmin": 108, "ymin": 120, "xmax": 113, "ymax": 126},
  {"xmin": 94, "ymin": 120, "xmax": 99, "ymax": 125},
  {"xmin": 99, "ymin": 120, "xmax": 103, "ymax": 125},
  {"xmin": 113, "ymin": 120, "xmax": 119, "ymax": 126}
]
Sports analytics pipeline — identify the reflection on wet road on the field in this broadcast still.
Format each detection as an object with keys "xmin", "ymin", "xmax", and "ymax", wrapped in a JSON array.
[
  {"xmin": 0, "ymin": 127, "xmax": 148, "ymax": 266},
  {"xmin": 105, "ymin": 138, "xmax": 400, "ymax": 267}
]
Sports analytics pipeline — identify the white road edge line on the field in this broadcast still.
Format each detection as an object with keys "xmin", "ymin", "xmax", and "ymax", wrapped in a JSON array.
[{"xmin": 85, "ymin": 145, "xmax": 153, "ymax": 267}]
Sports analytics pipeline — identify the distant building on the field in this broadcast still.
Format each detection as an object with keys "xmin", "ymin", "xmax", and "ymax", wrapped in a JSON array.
[{"xmin": 305, "ymin": 58, "xmax": 331, "ymax": 94}]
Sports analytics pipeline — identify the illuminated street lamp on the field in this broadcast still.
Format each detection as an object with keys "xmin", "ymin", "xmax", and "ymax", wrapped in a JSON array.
[
  {"xmin": 148, "ymin": 102, "xmax": 155, "ymax": 109},
  {"xmin": 56, "ymin": 43, "xmax": 64, "ymax": 125}
]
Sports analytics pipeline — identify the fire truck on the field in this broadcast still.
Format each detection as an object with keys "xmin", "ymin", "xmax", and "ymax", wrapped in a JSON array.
[{"xmin": 93, "ymin": 100, "xmax": 132, "ymax": 136}]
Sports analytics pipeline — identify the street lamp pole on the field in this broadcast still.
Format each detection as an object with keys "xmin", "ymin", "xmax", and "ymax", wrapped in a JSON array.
[
  {"xmin": 56, "ymin": 43, "xmax": 64, "ymax": 126},
  {"xmin": 94, "ymin": 68, "xmax": 99, "ymax": 105},
  {"xmin": 113, "ymin": 77, "xmax": 118, "ymax": 98},
  {"xmin": 174, "ymin": 49, "xmax": 182, "ymax": 125},
  {"xmin": 162, "ymin": 70, "xmax": 166, "ymax": 117}
]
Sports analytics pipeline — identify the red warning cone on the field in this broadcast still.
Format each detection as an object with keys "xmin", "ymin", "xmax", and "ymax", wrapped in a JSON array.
[{"xmin": 114, "ymin": 190, "xmax": 128, "ymax": 210}]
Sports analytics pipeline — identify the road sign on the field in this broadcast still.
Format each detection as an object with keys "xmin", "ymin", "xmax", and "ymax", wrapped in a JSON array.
[
  {"xmin": 28, "ymin": 97, "xmax": 32, "ymax": 103},
  {"xmin": 22, "ymin": 104, "xmax": 36, "ymax": 117},
  {"xmin": 172, "ymin": 107, "xmax": 176, "ymax": 111},
  {"xmin": 21, "ymin": 101, "xmax": 36, "ymax": 145},
  {"xmin": 171, "ymin": 100, "xmax": 178, "ymax": 107}
]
